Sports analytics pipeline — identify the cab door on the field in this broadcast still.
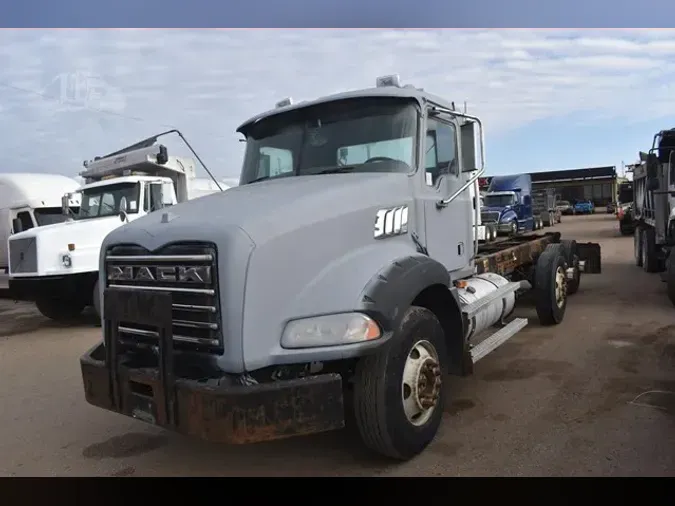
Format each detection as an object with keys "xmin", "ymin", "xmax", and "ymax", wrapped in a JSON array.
[{"xmin": 419, "ymin": 112, "xmax": 472, "ymax": 274}]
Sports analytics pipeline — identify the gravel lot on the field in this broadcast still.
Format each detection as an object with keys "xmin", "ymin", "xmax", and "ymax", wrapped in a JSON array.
[{"xmin": 1, "ymin": 213, "xmax": 674, "ymax": 476}]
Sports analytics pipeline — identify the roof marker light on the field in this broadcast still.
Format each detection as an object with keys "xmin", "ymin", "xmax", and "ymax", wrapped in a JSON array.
[{"xmin": 375, "ymin": 74, "xmax": 402, "ymax": 88}]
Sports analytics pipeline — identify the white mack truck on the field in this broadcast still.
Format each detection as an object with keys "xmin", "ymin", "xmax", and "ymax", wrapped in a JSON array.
[
  {"xmin": 79, "ymin": 75, "xmax": 601, "ymax": 460},
  {"xmin": 7, "ymin": 131, "xmax": 224, "ymax": 321}
]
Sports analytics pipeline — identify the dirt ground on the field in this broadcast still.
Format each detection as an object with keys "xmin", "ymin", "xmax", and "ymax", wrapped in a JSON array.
[{"xmin": 1, "ymin": 213, "xmax": 674, "ymax": 477}]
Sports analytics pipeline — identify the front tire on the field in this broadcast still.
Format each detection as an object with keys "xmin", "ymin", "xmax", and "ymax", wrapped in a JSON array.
[
  {"xmin": 352, "ymin": 306, "xmax": 448, "ymax": 461},
  {"xmin": 509, "ymin": 220, "xmax": 518, "ymax": 236},
  {"xmin": 36, "ymin": 296, "xmax": 86, "ymax": 322}
]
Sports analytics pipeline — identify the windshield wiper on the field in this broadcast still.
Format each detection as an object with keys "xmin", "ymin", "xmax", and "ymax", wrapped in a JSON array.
[{"xmin": 317, "ymin": 166, "xmax": 357, "ymax": 175}]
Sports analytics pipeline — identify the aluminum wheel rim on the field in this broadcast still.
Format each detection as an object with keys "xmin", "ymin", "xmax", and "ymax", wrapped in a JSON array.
[
  {"xmin": 401, "ymin": 340, "xmax": 441, "ymax": 426},
  {"xmin": 555, "ymin": 265, "xmax": 567, "ymax": 308}
]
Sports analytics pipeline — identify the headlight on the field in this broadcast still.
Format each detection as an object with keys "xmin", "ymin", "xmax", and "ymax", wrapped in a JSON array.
[
  {"xmin": 281, "ymin": 312, "xmax": 382, "ymax": 349},
  {"xmin": 61, "ymin": 254, "xmax": 72, "ymax": 268}
]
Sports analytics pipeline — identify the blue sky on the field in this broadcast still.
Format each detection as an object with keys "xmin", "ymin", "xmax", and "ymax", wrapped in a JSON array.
[{"xmin": 0, "ymin": 29, "xmax": 674, "ymax": 183}]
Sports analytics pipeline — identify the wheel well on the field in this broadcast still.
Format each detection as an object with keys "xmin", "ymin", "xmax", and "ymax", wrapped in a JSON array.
[{"xmin": 412, "ymin": 284, "xmax": 466, "ymax": 376}]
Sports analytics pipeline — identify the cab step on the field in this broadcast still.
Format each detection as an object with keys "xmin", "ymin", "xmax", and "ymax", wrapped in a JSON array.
[{"xmin": 470, "ymin": 317, "xmax": 528, "ymax": 363}]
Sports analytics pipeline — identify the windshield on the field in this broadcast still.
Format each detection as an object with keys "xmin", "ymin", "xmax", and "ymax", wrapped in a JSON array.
[
  {"xmin": 33, "ymin": 207, "xmax": 77, "ymax": 227},
  {"xmin": 76, "ymin": 182, "xmax": 140, "ymax": 220},
  {"xmin": 483, "ymin": 194, "xmax": 515, "ymax": 207},
  {"xmin": 240, "ymin": 97, "xmax": 418, "ymax": 185}
]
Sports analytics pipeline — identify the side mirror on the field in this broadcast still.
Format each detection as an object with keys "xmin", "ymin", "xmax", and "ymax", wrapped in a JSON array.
[
  {"xmin": 460, "ymin": 122, "xmax": 476, "ymax": 172},
  {"xmin": 11, "ymin": 218, "xmax": 22, "ymax": 234},
  {"xmin": 119, "ymin": 197, "xmax": 128, "ymax": 223}
]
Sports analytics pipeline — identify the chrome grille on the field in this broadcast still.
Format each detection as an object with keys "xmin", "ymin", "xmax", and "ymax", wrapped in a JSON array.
[
  {"xmin": 105, "ymin": 242, "xmax": 222, "ymax": 353},
  {"xmin": 481, "ymin": 211, "xmax": 499, "ymax": 223},
  {"xmin": 9, "ymin": 236, "xmax": 38, "ymax": 274}
]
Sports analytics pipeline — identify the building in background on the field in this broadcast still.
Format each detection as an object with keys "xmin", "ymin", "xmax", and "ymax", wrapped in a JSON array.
[
  {"xmin": 480, "ymin": 167, "xmax": 618, "ymax": 206},
  {"xmin": 530, "ymin": 166, "xmax": 617, "ymax": 206}
]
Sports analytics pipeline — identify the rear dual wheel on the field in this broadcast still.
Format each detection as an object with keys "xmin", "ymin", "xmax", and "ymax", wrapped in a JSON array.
[{"xmin": 534, "ymin": 244, "xmax": 569, "ymax": 326}]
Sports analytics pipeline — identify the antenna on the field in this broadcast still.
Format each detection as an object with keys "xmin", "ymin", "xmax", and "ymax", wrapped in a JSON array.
[{"xmin": 464, "ymin": 101, "xmax": 467, "ymax": 113}]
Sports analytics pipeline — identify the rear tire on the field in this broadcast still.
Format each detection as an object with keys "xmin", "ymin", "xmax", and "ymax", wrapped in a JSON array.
[
  {"xmin": 560, "ymin": 239, "xmax": 581, "ymax": 295},
  {"xmin": 642, "ymin": 227, "xmax": 659, "ymax": 273},
  {"xmin": 634, "ymin": 226, "xmax": 643, "ymax": 267},
  {"xmin": 619, "ymin": 220, "xmax": 633, "ymax": 236},
  {"xmin": 534, "ymin": 244, "xmax": 568, "ymax": 326},
  {"xmin": 36, "ymin": 297, "xmax": 86, "ymax": 322},
  {"xmin": 352, "ymin": 306, "xmax": 447, "ymax": 461}
]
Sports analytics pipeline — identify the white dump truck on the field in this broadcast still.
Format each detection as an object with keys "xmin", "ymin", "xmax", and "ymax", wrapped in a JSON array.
[
  {"xmin": 7, "ymin": 131, "xmax": 224, "ymax": 321},
  {"xmin": 1, "ymin": 173, "xmax": 81, "ymax": 272}
]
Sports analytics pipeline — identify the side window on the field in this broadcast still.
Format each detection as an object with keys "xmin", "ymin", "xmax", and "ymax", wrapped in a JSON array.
[
  {"xmin": 17, "ymin": 211, "xmax": 34, "ymax": 231},
  {"xmin": 144, "ymin": 184, "xmax": 164, "ymax": 212},
  {"xmin": 425, "ymin": 119, "xmax": 458, "ymax": 186},
  {"xmin": 259, "ymin": 147, "xmax": 293, "ymax": 178}
]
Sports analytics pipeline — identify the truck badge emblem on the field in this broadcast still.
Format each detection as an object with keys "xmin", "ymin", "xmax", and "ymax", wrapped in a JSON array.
[
  {"xmin": 374, "ymin": 205, "xmax": 409, "ymax": 239},
  {"xmin": 107, "ymin": 265, "xmax": 212, "ymax": 284}
]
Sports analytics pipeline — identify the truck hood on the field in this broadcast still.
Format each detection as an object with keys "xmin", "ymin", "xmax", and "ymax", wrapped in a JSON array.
[
  {"xmin": 482, "ymin": 206, "xmax": 510, "ymax": 213},
  {"xmin": 106, "ymin": 172, "xmax": 414, "ymax": 245},
  {"xmin": 11, "ymin": 215, "xmax": 124, "ymax": 247},
  {"xmin": 101, "ymin": 172, "xmax": 418, "ymax": 373}
]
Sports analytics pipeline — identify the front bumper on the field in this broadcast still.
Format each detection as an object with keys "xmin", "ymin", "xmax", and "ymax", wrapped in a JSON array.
[
  {"xmin": 81, "ymin": 288, "xmax": 345, "ymax": 444},
  {"xmin": 9, "ymin": 272, "xmax": 96, "ymax": 302}
]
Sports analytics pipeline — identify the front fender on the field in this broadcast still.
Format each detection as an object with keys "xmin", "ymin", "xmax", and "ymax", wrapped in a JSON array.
[{"xmin": 356, "ymin": 254, "xmax": 451, "ymax": 332}]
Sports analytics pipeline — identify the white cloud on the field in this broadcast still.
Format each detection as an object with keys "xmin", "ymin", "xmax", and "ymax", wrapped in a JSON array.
[{"xmin": 0, "ymin": 29, "xmax": 674, "ymax": 178}]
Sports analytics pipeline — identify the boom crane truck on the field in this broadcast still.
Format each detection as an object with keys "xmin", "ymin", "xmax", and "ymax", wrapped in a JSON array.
[
  {"xmin": 632, "ymin": 129, "xmax": 675, "ymax": 306},
  {"xmin": 79, "ymin": 75, "xmax": 601, "ymax": 461},
  {"xmin": 7, "ymin": 131, "xmax": 223, "ymax": 321}
]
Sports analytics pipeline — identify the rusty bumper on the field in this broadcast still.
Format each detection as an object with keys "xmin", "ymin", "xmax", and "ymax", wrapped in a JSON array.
[
  {"xmin": 81, "ymin": 288, "xmax": 345, "ymax": 445},
  {"xmin": 81, "ymin": 344, "xmax": 345, "ymax": 444}
]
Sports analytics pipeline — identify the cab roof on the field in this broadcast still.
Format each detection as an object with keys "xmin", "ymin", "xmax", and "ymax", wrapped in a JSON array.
[{"xmin": 236, "ymin": 83, "xmax": 460, "ymax": 135}]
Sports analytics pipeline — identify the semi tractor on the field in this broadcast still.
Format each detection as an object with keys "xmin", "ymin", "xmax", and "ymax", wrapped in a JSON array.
[
  {"xmin": 79, "ymin": 75, "xmax": 601, "ymax": 461},
  {"xmin": 1, "ymin": 173, "xmax": 81, "ymax": 272},
  {"xmin": 7, "ymin": 131, "xmax": 224, "ymax": 321},
  {"xmin": 481, "ymin": 173, "xmax": 539, "ymax": 235},
  {"xmin": 632, "ymin": 129, "xmax": 675, "ymax": 305}
]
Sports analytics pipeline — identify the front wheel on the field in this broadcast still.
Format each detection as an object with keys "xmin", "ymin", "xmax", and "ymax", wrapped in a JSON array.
[
  {"xmin": 36, "ymin": 296, "xmax": 86, "ymax": 322},
  {"xmin": 509, "ymin": 220, "xmax": 518, "ymax": 236},
  {"xmin": 352, "ymin": 306, "xmax": 448, "ymax": 460}
]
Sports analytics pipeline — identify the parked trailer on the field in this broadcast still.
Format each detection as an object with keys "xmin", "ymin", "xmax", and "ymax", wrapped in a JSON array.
[
  {"xmin": 532, "ymin": 187, "xmax": 561, "ymax": 228},
  {"xmin": 632, "ymin": 129, "xmax": 675, "ymax": 306},
  {"xmin": 79, "ymin": 74, "xmax": 602, "ymax": 461}
]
